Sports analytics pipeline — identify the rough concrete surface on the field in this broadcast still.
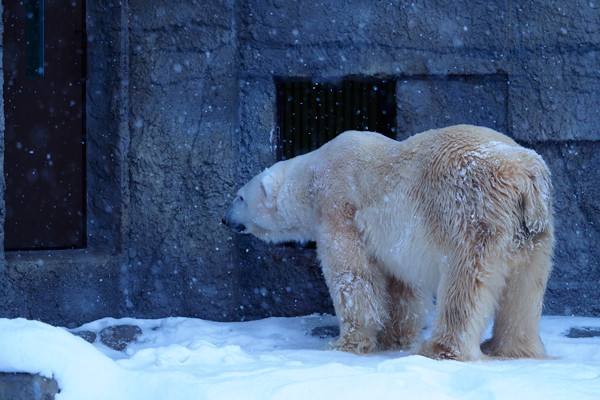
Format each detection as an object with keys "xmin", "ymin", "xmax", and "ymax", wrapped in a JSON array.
[{"xmin": 0, "ymin": 0, "xmax": 597, "ymax": 327}]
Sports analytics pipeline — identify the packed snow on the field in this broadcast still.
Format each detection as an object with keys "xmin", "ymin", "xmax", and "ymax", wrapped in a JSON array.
[{"xmin": 1, "ymin": 314, "xmax": 600, "ymax": 400}]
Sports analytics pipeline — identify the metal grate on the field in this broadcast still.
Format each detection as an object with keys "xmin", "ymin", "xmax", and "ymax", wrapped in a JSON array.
[
  {"xmin": 276, "ymin": 78, "xmax": 396, "ymax": 160},
  {"xmin": 3, "ymin": 0, "xmax": 87, "ymax": 250}
]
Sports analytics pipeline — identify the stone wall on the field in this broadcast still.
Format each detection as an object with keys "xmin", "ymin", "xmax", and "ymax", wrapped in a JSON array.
[
  {"xmin": 123, "ymin": 0, "xmax": 241, "ymax": 319},
  {"xmin": 0, "ymin": 0, "xmax": 598, "ymax": 325}
]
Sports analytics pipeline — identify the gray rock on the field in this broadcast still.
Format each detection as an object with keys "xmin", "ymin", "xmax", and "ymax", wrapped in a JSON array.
[
  {"xmin": 0, "ymin": 373, "xmax": 59, "ymax": 400},
  {"xmin": 310, "ymin": 326, "xmax": 340, "ymax": 339},
  {"xmin": 72, "ymin": 330, "xmax": 97, "ymax": 344},
  {"xmin": 99, "ymin": 325, "xmax": 143, "ymax": 351},
  {"xmin": 564, "ymin": 327, "xmax": 600, "ymax": 339}
]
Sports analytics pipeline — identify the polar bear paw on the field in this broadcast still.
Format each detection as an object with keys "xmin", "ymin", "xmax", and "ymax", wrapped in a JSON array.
[
  {"xmin": 328, "ymin": 332, "xmax": 378, "ymax": 354},
  {"xmin": 418, "ymin": 341, "xmax": 459, "ymax": 360},
  {"xmin": 481, "ymin": 337, "xmax": 547, "ymax": 360}
]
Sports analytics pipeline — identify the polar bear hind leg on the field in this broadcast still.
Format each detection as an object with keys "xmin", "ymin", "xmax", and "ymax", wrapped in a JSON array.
[
  {"xmin": 419, "ymin": 245, "xmax": 509, "ymax": 361},
  {"xmin": 481, "ymin": 230, "xmax": 553, "ymax": 359}
]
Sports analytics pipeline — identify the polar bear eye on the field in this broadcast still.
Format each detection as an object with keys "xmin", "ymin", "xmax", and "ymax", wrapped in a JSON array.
[{"xmin": 239, "ymin": 196, "xmax": 244, "ymax": 202}]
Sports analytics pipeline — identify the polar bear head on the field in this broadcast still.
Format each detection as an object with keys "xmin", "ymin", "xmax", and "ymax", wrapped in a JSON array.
[{"xmin": 222, "ymin": 161, "xmax": 315, "ymax": 244}]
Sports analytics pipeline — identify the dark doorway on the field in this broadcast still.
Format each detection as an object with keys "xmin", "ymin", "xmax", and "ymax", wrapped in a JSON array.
[
  {"xmin": 3, "ymin": 0, "xmax": 86, "ymax": 250},
  {"xmin": 276, "ymin": 78, "xmax": 396, "ymax": 160}
]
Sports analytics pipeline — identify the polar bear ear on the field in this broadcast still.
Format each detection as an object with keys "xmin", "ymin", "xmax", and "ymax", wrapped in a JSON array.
[{"xmin": 261, "ymin": 169, "xmax": 280, "ymax": 209}]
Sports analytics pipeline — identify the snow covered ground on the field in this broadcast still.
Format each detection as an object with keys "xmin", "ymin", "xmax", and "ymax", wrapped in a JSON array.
[{"xmin": 1, "ymin": 314, "xmax": 599, "ymax": 400}]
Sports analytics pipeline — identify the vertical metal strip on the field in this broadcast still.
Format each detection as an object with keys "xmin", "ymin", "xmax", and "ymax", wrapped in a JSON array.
[{"xmin": 25, "ymin": 0, "xmax": 45, "ymax": 78}]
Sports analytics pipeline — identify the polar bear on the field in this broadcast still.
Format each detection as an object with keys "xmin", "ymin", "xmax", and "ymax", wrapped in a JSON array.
[{"xmin": 222, "ymin": 124, "xmax": 554, "ymax": 361}]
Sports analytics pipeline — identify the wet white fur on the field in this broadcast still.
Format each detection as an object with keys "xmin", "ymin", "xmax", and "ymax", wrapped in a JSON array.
[{"xmin": 223, "ymin": 125, "xmax": 554, "ymax": 361}]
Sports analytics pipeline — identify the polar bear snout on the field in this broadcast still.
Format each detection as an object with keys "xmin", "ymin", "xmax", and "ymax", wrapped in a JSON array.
[
  {"xmin": 222, "ymin": 197, "xmax": 249, "ymax": 234},
  {"xmin": 222, "ymin": 216, "xmax": 246, "ymax": 234},
  {"xmin": 221, "ymin": 211, "xmax": 247, "ymax": 234}
]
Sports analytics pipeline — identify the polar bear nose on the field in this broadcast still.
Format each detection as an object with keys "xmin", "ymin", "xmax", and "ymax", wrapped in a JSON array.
[
  {"xmin": 221, "ymin": 217, "xmax": 246, "ymax": 233},
  {"xmin": 232, "ymin": 223, "xmax": 246, "ymax": 233}
]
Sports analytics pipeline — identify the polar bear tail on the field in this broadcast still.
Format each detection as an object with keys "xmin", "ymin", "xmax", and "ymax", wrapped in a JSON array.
[{"xmin": 516, "ymin": 163, "xmax": 553, "ymax": 242}]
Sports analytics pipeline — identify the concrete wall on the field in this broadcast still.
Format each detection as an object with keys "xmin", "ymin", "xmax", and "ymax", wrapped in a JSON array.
[{"xmin": 0, "ymin": 0, "xmax": 598, "ymax": 326}]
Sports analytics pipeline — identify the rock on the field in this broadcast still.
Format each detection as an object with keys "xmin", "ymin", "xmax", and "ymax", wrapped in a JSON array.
[
  {"xmin": 72, "ymin": 330, "xmax": 97, "ymax": 344},
  {"xmin": 99, "ymin": 325, "xmax": 143, "ymax": 351},
  {"xmin": 0, "ymin": 373, "xmax": 59, "ymax": 400},
  {"xmin": 564, "ymin": 327, "xmax": 600, "ymax": 339},
  {"xmin": 310, "ymin": 325, "xmax": 340, "ymax": 339}
]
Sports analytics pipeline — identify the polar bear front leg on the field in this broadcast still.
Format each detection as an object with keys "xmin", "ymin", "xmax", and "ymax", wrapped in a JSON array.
[{"xmin": 317, "ymin": 224, "xmax": 389, "ymax": 354}]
